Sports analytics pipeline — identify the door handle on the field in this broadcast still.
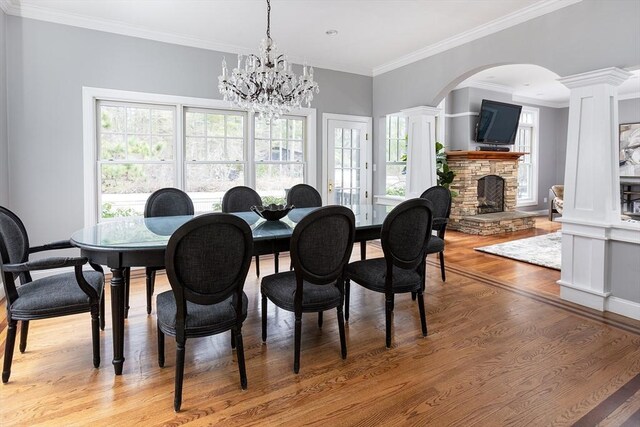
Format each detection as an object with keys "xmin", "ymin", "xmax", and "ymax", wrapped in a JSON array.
[{"xmin": 329, "ymin": 182, "xmax": 333, "ymax": 192}]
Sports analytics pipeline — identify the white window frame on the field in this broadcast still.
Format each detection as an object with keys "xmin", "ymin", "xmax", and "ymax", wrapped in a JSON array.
[
  {"xmin": 82, "ymin": 87, "xmax": 316, "ymax": 226},
  {"xmin": 515, "ymin": 106, "xmax": 539, "ymax": 207}
]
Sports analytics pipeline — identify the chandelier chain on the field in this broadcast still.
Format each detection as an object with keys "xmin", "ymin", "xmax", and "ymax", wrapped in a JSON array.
[{"xmin": 266, "ymin": 0, "xmax": 271, "ymax": 40}]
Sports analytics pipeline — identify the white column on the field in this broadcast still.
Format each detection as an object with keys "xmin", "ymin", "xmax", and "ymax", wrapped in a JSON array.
[
  {"xmin": 401, "ymin": 106, "xmax": 440, "ymax": 198},
  {"xmin": 557, "ymin": 67, "xmax": 632, "ymax": 311}
]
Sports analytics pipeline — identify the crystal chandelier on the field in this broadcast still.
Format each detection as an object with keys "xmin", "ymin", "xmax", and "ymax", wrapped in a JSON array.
[{"xmin": 218, "ymin": 0, "xmax": 319, "ymax": 121}]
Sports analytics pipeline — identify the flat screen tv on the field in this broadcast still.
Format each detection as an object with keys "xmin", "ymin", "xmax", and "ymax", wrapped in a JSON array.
[{"xmin": 475, "ymin": 99, "xmax": 522, "ymax": 144}]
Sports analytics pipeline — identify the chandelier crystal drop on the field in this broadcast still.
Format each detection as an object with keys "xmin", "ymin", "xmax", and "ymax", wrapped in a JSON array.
[{"xmin": 218, "ymin": 0, "xmax": 319, "ymax": 122}]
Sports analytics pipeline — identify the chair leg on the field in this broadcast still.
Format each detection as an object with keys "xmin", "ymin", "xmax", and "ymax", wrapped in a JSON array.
[
  {"xmin": 337, "ymin": 307, "xmax": 347, "ymax": 359},
  {"xmin": 2, "ymin": 319, "xmax": 17, "ymax": 383},
  {"xmin": 360, "ymin": 241, "xmax": 366, "ymax": 260},
  {"xmin": 230, "ymin": 329, "xmax": 236, "ymax": 349},
  {"xmin": 124, "ymin": 267, "xmax": 131, "ymax": 319},
  {"xmin": 411, "ymin": 291, "xmax": 417, "ymax": 301},
  {"xmin": 293, "ymin": 311, "xmax": 302, "ymax": 374},
  {"xmin": 417, "ymin": 290, "xmax": 428, "ymax": 337},
  {"xmin": 174, "ymin": 339, "xmax": 186, "ymax": 412},
  {"xmin": 390, "ymin": 294, "xmax": 395, "ymax": 312},
  {"xmin": 19, "ymin": 321, "xmax": 29, "ymax": 353},
  {"xmin": 157, "ymin": 321, "xmax": 165, "ymax": 368},
  {"xmin": 439, "ymin": 252, "xmax": 446, "ymax": 282},
  {"xmin": 345, "ymin": 279, "xmax": 350, "ymax": 321},
  {"xmin": 261, "ymin": 293, "xmax": 267, "ymax": 342},
  {"xmin": 234, "ymin": 327, "xmax": 248, "ymax": 390},
  {"xmin": 385, "ymin": 294, "xmax": 393, "ymax": 349},
  {"xmin": 91, "ymin": 307, "xmax": 100, "ymax": 368},
  {"xmin": 99, "ymin": 290, "xmax": 105, "ymax": 331},
  {"xmin": 274, "ymin": 252, "xmax": 279, "ymax": 273},
  {"xmin": 146, "ymin": 268, "xmax": 156, "ymax": 315},
  {"xmin": 317, "ymin": 311, "xmax": 323, "ymax": 328},
  {"xmin": 255, "ymin": 255, "xmax": 260, "ymax": 277}
]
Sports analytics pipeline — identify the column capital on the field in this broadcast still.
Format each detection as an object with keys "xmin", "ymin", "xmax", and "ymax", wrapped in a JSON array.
[
  {"xmin": 558, "ymin": 67, "xmax": 632, "ymax": 89},
  {"xmin": 401, "ymin": 105, "xmax": 441, "ymax": 117}
]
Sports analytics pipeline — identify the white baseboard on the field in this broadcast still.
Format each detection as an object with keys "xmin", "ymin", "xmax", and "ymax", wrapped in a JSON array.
[{"xmin": 606, "ymin": 296, "xmax": 640, "ymax": 321}]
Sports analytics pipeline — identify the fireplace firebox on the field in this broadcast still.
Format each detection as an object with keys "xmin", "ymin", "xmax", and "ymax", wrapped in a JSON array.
[{"xmin": 477, "ymin": 175, "xmax": 504, "ymax": 214}]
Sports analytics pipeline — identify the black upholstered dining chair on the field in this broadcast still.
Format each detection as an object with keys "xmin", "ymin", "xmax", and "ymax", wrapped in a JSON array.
[
  {"xmin": 222, "ymin": 186, "xmax": 267, "ymax": 276},
  {"xmin": 0, "ymin": 206, "xmax": 105, "ymax": 383},
  {"xmin": 124, "ymin": 187, "xmax": 194, "ymax": 316},
  {"xmin": 156, "ymin": 213, "xmax": 253, "ymax": 412},
  {"xmin": 420, "ymin": 186, "xmax": 452, "ymax": 282},
  {"xmin": 261, "ymin": 205, "xmax": 355, "ymax": 373},
  {"xmin": 286, "ymin": 183, "xmax": 322, "ymax": 208},
  {"xmin": 345, "ymin": 198, "xmax": 433, "ymax": 348}
]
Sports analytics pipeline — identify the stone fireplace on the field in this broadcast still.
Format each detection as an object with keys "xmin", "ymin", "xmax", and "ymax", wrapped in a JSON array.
[{"xmin": 446, "ymin": 151, "xmax": 536, "ymax": 235}]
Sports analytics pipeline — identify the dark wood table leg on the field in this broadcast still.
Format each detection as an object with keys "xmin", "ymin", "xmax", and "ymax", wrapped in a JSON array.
[
  {"xmin": 110, "ymin": 267, "xmax": 126, "ymax": 375},
  {"xmin": 360, "ymin": 241, "xmax": 367, "ymax": 260}
]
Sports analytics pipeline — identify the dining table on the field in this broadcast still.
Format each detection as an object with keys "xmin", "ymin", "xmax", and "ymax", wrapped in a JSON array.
[{"xmin": 70, "ymin": 203, "xmax": 393, "ymax": 375}]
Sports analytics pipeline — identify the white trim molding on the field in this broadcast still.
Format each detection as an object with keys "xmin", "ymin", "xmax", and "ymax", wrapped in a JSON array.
[
  {"xmin": 455, "ymin": 81, "xmax": 515, "ymax": 95},
  {"xmin": 373, "ymin": 0, "xmax": 583, "ymax": 76},
  {"xmin": 511, "ymin": 95, "xmax": 569, "ymax": 109}
]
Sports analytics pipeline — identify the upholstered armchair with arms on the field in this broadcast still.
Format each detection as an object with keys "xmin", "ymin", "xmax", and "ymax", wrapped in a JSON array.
[
  {"xmin": 0, "ymin": 206, "xmax": 105, "ymax": 383},
  {"xmin": 549, "ymin": 185, "xmax": 564, "ymax": 221}
]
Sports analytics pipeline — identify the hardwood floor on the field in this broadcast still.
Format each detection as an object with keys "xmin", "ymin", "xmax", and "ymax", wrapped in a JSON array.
[{"xmin": 1, "ymin": 221, "xmax": 639, "ymax": 426}]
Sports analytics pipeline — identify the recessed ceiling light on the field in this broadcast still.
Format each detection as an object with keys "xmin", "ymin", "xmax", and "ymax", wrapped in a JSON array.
[
  {"xmin": 524, "ymin": 83, "xmax": 531, "ymax": 86},
  {"xmin": 536, "ymin": 92, "xmax": 544, "ymax": 96},
  {"xmin": 487, "ymin": 75, "xmax": 495, "ymax": 79},
  {"xmin": 325, "ymin": 29, "xmax": 338, "ymax": 36}
]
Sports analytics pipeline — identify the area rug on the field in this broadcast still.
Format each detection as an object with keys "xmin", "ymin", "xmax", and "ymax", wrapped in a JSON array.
[{"xmin": 474, "ymin": 231, "xmax": 561, "ymax": 270}]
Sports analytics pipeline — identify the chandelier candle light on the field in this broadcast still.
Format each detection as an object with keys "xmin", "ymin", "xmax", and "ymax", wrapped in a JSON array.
[{"xmin": 218, "ymin": 0, "xmax": 319, "ymax": 121}]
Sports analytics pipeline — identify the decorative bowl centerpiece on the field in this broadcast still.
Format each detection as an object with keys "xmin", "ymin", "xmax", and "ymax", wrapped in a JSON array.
[{"xmin": 250, "ymin": 204, "xmax": 294, "ymax": 221}]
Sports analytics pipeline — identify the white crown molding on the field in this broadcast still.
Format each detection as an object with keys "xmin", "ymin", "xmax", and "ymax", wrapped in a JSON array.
[
  {"xmin": 455, "ymin": 80, "xmax": 515, "ymax": 95},
  {"xmin": 372, "ymin": 0, "xmax": 583, "ymax": 76},
  {"xmin": 401, "ymin": 105, "xmax": 441, "ymax": 117},
  {"xmin": 512, "ymin": 95, "xmax": 569, "ymax": 109},
  {"xmin": 2, "ymin": 0, "xmax": 372, "ymax": 76},
  {"xmin": 619, "ymin": 91, "xmax": 640, "ymax": 101},
  {"xmin": 559, "ymin": 67, "xmax": 633, "ymax": 89}
]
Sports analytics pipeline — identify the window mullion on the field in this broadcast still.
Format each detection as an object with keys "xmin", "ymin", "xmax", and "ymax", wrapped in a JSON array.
[{"xmin": 176, "ymin": 104, "xmax": 185, "ymax": 191}]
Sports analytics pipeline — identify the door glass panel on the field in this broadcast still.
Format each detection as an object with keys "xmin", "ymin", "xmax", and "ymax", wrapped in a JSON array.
[
  {"xmin": 352, "ymin": 130, "xmax": 360, "ymax": 149},
  {"xmin": 329, "ymin": 123, "xmax": 367, "ymax": 207}
]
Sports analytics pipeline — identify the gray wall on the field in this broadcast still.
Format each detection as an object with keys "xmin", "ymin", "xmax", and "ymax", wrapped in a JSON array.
[
  {"xmin": 0, "ymin": 9, "xmax": 7, "ymax": 208},
  {"xmin": 619, "ymin": 98, "xmax": 640, "ymax": 124},
  {"xmin": 372, "ymin": 0, "xmax": 640, "ymax": 195},
  {"xmin": 5, "ymin": 16, "xmax": 372, "ymax": 246},
  {"xmin": 609, "ymin": 241, "xmax": 640, "ymax": 304}
]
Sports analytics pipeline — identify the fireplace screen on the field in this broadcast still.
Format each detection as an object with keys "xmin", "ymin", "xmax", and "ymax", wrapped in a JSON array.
[{"xmin": 477, "ymin": 175, "xmax": 505, "ymax": 214}]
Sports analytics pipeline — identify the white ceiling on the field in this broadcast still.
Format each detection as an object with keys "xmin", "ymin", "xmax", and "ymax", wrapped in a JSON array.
[
  {"xmin": 457, "ymin": 64, "xmax": 640, "ymax": 107},
  {"xmin": 1, "ymin": 0, "xmax": 581, "ymax": 76}
]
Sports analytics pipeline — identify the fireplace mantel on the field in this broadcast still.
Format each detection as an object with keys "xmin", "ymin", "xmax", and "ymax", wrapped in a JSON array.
[{"xmin": 446, "ymin": 151, "xmax": 526, "ymax": 161}]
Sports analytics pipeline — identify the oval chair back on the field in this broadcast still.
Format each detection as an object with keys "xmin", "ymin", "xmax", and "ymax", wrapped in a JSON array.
[
  {"xmin": 145, "ymin": 188, "xmax": 194, "ymax": 218},
  {"xmin": 286, "ymin": 184, "xmax": 322, "ymax": 208},
  {"xmin": 290, "ymin": 205, "xmax": 355, "ymax": 285},
  {"xmin": 381, "ymin": 198, "xmax": 434, "ymax": 272},
  {"xmin": 222, "ymin": 186, "xmax": 262, "ymax": 213},
  {"xmin": 419, "ymin": 186, "xmax": 451, "ymax": 232}
]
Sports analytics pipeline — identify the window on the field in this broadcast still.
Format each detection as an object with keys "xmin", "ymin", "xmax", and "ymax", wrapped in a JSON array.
[
  {"xmin": 184, "ymin": 109, "xmax": 246, "ymax": 212},
  {"xmin": 385, "ymin": 114, "xmax": 408, "ymax": 196},
  {"xmin": 514, "ymin": 107, "xmax": 539, "ymax": 206},
  {"xmin": 254, "ymin": 116, "xmax": 305, "ymax": 203},
  {"xmin": 88, "ymin": 89, "xmax": 315, "ymax": 224},
  {"xmin": 98, "ymin": 101, "xmax": 176, "ymax": 219}
]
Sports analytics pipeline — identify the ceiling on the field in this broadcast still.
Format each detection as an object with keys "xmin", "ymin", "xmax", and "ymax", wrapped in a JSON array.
[
  {"xmin": 1, "ymin": 0, "xmax": 581, "ymax": 76},
  {"xmin": 457, "ymin": 64, "xmax": 640, "ymax": 107}
]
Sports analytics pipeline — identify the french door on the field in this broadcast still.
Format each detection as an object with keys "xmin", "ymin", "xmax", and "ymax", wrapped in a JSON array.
[{"xmin": 325, "ymin": 117, "xmax": 371, "ymax": 206}]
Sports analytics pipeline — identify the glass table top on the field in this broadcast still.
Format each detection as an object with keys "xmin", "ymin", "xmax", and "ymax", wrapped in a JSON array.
[{"xmin": 71, "ymin": 204, "xmax": 394, "ymax": 251}]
